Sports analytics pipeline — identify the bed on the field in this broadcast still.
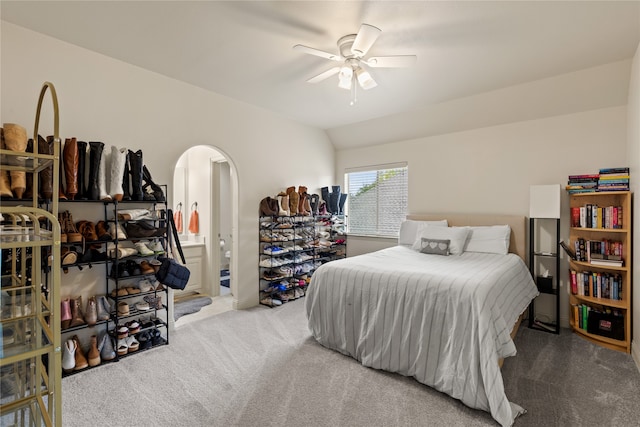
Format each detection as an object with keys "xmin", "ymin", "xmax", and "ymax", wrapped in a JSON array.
[{"xmin": 305, "ymin": 214, "xmax": 539, "ymax": 427}]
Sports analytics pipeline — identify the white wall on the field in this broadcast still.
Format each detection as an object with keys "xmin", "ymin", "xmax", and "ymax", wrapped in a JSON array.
[
  {"xmin": 337, "ymin": 105, "xmax": 628, "ymax": 327},
  {"xmin": 1, "ymin": 22, "xmax": 335, "ymax": 309},
  {"xmin": 628, "ymin": 42, "xmax": 640, "ymax": 368}
]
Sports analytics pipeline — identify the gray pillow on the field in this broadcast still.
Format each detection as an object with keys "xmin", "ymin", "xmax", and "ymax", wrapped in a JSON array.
[{"xmin": 419, "ymin": 238, "xmax": 450, "ymax": 256}]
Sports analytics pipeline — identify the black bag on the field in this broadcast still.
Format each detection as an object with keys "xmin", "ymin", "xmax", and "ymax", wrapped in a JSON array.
[
  {"xmin": 155, "ymin": 208, "xmax": 190, "ymax": 290},
  {"xmin": 156, "ymin": 257, "xmax": 190, "ymax": 290}
]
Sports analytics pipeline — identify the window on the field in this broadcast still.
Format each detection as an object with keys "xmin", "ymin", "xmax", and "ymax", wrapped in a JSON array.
[{"xmin": 345, "ymin": 163, "xmax": 408, "ymax": 237}]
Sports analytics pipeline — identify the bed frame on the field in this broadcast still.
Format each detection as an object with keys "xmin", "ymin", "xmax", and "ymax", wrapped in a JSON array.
[{"xmin": 406, "ymin": 213, "xmax": 528, "ymax": 367}]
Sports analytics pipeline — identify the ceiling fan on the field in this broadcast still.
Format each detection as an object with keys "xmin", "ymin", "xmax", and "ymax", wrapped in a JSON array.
[{"xmin": 293, "ymin": 23, "xmax": 417, "ymax": 105}]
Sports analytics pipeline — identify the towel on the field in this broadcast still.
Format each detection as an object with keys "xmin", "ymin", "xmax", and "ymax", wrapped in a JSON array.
[
  {"xmin": 174, "ymin": 210, "xmax": 183, "ymax": 233},
  {"xmin": 188, "ymin": 209, "xmax": 199, "ymax": 234}
]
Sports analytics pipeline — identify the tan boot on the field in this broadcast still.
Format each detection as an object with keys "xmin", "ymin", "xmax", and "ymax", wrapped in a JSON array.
[
  {"xmin": 0, "ymin": 129, "xmax": 11, "ymax": 197},
  {"xmin": 69, "ymin": 296, "xmax": 86, "ymax": 328},
  {"xmin": 72, "ymin": 335, "xmax": 89, "ymax": 370},
  {"xmin": 87, "ymin": 335, "xmax": 101, "ymax": 367},
  {"xmin": 287, "ymin": 186, "xmax": 299, "ymax": 215},
  {"xmin": 298, "ymin": 186, "xmax": 309, "ymax": 215},
  {"xmin": 85, "ymin": 296, "xmax": 98, "ymax": 326},
  {"xmin": 63, "ymin": 138, "xmax": 79, "ymax": 200},
  {"xmin": 3, "ymin": 123, "xmax": 28, "ymax": 199},
  {"xmin": 47, "ymin": 136, "xmax": 67, "ymax": 200}
]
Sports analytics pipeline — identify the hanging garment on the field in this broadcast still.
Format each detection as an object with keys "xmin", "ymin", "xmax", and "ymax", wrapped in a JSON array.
[
  {"xmin": 188, "ymin": 207, "xmax": 199, "ymax": 234},
  {"xmin": 174, "ymin": 209, "xmax": 183, "ymax": 233}
]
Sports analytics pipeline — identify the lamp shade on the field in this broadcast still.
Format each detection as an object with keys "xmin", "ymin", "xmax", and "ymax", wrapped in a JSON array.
[{"xmin": 529, "ymin": 184, "xmax": 561, "ymax": 219}]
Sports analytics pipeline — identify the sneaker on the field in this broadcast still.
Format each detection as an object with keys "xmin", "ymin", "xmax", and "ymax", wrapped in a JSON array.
[
  {"xmin": 147, "ymin": 240, "xmax": 165, "ymax": 254},
  {"xmin": 135, "ymin": 241, "xmax": 155, "ymax": 256}
]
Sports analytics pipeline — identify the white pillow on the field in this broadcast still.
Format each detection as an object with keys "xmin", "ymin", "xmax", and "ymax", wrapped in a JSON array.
[
  {"xmin": 398, "ymin": 219, "xmax": 448, "ymax": 246},
  {"xmin": 411, "ymin": 226, "xmax": 470, "ymax": 255},
  {"xmin": 464, "ymin": 225, "xmax": 511, "ymax": 255}
]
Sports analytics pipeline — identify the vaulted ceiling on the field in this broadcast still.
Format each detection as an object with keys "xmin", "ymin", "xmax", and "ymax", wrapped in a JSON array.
[{"xmin": 2, "ymin": 1, "xmax": 639, "ymax": 148}]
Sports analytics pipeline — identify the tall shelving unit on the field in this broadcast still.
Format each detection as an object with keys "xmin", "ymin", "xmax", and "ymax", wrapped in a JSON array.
[
  {"xmin": 0, "ymin": 82, "xmax": 62, "ymax": 425},
  {"xmin": 568, "ymin": 191, "xmax": 632, "ymax": 353}
]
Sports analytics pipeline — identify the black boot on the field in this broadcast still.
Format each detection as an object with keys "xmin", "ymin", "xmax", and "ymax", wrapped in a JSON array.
[
  {"xmin": 329, "ymin": 185, "xmax": 341, "ymax": 214},
  {"xmin": 87, "ymin": 142, "xmax": 104, "ymax": 201},
  {"xmin": 122, "ymin": 157, "xmax": 131, "ymax": 201},
  {"xmin": 24, "ymin": 138, "xmax": 36, "ymax": 199},
  {"xmin": 338, "ymin": 193, "xmax": 348, "ymax": 215},
  {"xmin": 321, "ymin": 187, "xmax": 330, "ymax": 211},
  {"xmin": 76, "ymin": 141, "xmax": 88, "ymax": 200},
  {"xmin": 142, "ymin": 165, "xmax": 165, "ymax": 202},
  {"xmin": 309, "ymin": 194, "xmax": 319, "ymax": 216},
  {"xmin": 38, "ymin": 135, "xmax": 53, "ymax": 200},
  {"xmin": 128, "ymin": 149, "xmax": 146, "ymax": 201}
]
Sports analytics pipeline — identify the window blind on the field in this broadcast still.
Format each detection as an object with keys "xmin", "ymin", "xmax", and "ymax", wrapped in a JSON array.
[{"xmin": 345, "ymin": 165, "xmax": 408, "ymax": 237}]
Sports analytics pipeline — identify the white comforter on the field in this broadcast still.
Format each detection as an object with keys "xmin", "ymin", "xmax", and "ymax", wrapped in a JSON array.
[{"xmin": 305, "ymin": 246, "xmax": 538, "ymax": 427}]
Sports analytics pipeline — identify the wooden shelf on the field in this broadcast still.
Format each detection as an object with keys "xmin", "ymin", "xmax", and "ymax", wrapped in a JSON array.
[{"xmin": 569, "ymin": 190, "xmax": 631, "ymax": 354}]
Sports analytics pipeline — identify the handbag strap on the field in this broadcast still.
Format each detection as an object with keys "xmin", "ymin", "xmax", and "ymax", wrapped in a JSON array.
[{"xmin": 166, "ymin": 208, "xmax": 186, "ymax": 264}]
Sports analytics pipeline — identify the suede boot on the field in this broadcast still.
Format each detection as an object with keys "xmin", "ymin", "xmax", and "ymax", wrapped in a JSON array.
[
  {"xmin": 3, "ymin": 123, "xmax": 28, "ymax": 199},
  {"xmin": 96, "ymin": 296, "xmax": 111, "ymax": 321},
  {"xmin": 298, "ymin": 186, "xmax": 309, "ymax": 215},
  {"xmin": 63, "ymin": 137, "xmax": 79, "ymax": 200},
  {"xmin": 98, "ymin": 331, "xmax": 116, "ymax": 361},
  {"xmin": 109, "ymin": 146, "xmax": 127, "ymax": 201},
  {"xmin": 38, "ymin": 135, "xmax": 53, "ymax": 200},
  {"xmin": 76, "ymin": 140, "xmax": 88, "ymax": 200},
  {"xmin": 47, "ymin": 136, "xmax": 67, "ymax": 200},
  {"xmin": 72, "ymin": 335, "xmax": 88, "ymax": 370},
  {"xmin": 85, "ymin": 296, "xmax": 98, "ymax": 326},
  {"xmin": 286, "ymin": 186, "xmax": 299, "ymax": 215},
  {"xmin": 87, "ymin": 141, "xmax": 104, "ymax": 200},
  {"xmin": 69, "ymin": 296, "xmax": 86, "ymax": 328},
  {"xmin": 23, "ymin": 138, "xmax": 36, "ymax": 199},
  {"xmin": 61, "ymin": 298, "xmax": 72, "ymax": 330},
  {"xmin": 276, "ymin": 192, "xmax": 289, "ymax": 216},
  {"xmin": 87, "ymin": 335, "xmax": 101, "ymax": 367}
]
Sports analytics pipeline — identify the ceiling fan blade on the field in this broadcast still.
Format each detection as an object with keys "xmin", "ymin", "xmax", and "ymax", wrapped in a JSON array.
[
  {"xmin": 365, "ymin": 55, "xmax": 417, "ymax": 68},
  {"xmin": 293, "ymin": 44, "xmax": 342, "ymax": 61},
  {"xmin": 351, "ymin": 23, "xmax": 381, "ymax": 57},
  {"xmin": 307, "ymin": 67, "xmax": 341, "ymax": 83}
]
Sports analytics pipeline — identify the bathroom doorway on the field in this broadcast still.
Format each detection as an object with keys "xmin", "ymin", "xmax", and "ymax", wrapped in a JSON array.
[{"xmin": 172, "ymin": 145, "xmax": 236, "ymax": 308}]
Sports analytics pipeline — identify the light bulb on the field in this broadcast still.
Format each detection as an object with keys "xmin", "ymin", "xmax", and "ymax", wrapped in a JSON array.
[
  {"xmin": 356, "ymin": 67, "xmax": 377, "ymax": 90},
  {"xmin": 338, "ymin": 66, "xmax": 353, "ymax": 90}
]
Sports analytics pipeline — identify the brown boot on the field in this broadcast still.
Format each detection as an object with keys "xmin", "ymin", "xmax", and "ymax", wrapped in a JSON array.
[
  {"xmin": 87, "ymin": 335, "xmax": 101, "ymax": 367},
  {"xmin": 38, "ymin": 135, "xmax": 53, "ymax": 200},
  {"xmin": 69, "ymin": 296, "xmax": 86, "ymax": 328},
  {"xmin": 0, "ymin": 129, "xmax": 11, "ymax": 197},
  {"xmin": 72, "ymin": 335, "xmax": 89, "ymax": 370},
  {"xmin": 62, "ymin": 210, "xmax": 82, "ymax": 243},
  {"xmin": 77, "ymin": 220, "xmax": 98, "ymax": 241},
  {"xmin": 298, "ymin": 186, "xmax": 309, "ymax": 215},
  {"xmin": 63, "ymin": 138, "xmax": 79, "ymax": 200},
  {"xmin": 95, "ymin": 220, "xmax": 112, "ymax": 241},
  {"xmin": 57, "ymin": 213, "xmax": 68, "ymax": 243},
  {"xmin": 3, "ymin": 123, "xmax": 28, "ymax": 199},
  {"xmin": 85, "ymin": 296, "xmax": 98, "ymax": 326},
  {"xmin": 286, "ymin": 186, "xmax": 299, "ymax": 215}
]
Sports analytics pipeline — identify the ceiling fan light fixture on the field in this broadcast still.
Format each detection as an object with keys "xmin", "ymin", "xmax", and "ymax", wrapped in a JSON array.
[
  {"xmin": 356, "ymin": 67, "xmax": 377, "ymax": 90},
  {"xmin": 338, "ymin": 66, "xmax": 353, "ymax": 90}
]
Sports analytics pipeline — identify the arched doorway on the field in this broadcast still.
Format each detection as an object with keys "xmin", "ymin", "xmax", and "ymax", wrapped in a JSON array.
[{"xmin": 171, "ymin": 145, "xmax": 238, "ymax": 320}]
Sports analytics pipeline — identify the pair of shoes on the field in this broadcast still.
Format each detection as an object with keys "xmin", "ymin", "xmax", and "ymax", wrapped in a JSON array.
[
  {"xmin": 116, "ymin": 336, "xmax": 139, "ymax": 355},
  {"xmin": 260, "ymin": 297, "xmax": 283, "ymax": 307},
  {"xmin": 124, "ymin": 222, "xmax": 165, "ymax": 238},
  {"xmin": 143, "ymin": 295, "xmax": 163, "ymax": 310},
  {"xmin": 109, "ymin": 222, "xmax": 127, "ymax": 240},
  {"xmin": 135, "ymin": 301, "xmax": 150, "ymax": 311},
  {"xmin": 126, "ymin": 320, "xmax": 141, "ymax": 334},
  {"xmin": 137, "ymin": 278, "xmax": 154, "ymax": 292},
  {"xmin": 117, "ymin": 301, "xmax": 129, "ymax": 316},
  {"xmin": 116, "ymin": 324, "xmax": 129, "ymax": 339},
  {"xmin": 139, "ymin": 260, "xmax": 155, "ymax": 275},
  {"xmin": 137, "ymin": 331, "xmax": 152, "ymax": 350},
  {"xmin": 149, "ymin": 328, "xmax": 163, "ymax": 346},
  {"xmin": 76, "ymin": 220, "xmax": 98, "ymax": 241},
  {"xmin": 61, "ymin": 296, "xmax": 86, "ymax": 329}
]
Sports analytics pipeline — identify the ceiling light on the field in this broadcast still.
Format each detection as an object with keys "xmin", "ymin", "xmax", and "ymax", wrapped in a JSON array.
[
  {"xmin": 338, "ymin": 66, "xmax": 353, "ymax": 90},
  {"xmin": 356, "ymin": 67, "xmax": 377, "ymax": 90}
]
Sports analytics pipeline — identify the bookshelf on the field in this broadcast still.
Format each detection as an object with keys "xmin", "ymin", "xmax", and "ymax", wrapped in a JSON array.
[{"xmin": 568, "ymin": 191, "xmax": 632, "ymax": 353}]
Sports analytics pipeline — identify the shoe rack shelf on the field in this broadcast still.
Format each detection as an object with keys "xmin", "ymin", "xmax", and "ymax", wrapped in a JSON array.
[
  {"xmin": 59, "ymin": 194, "xmax": 170, "ymax": 377},
  {"xmin": 258, "ymin": 214, "xmax": 347, "ymax": 307},
  {"xmin": 0, "ymin": 82, "xmax": 62, "ymax": 426}
]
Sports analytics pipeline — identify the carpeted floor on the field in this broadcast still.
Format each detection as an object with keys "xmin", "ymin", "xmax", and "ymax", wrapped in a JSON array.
[
  {"xmin": 173, "ymin": 296, "xmax": 213, "ymax": 321},
  {"xmin": 61, "ymin": 299, "xmax": 640, "ymax": 427}
]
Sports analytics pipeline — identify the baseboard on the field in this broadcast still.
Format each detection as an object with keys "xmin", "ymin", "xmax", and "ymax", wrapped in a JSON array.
[{"xmin": 632, "ymin": 340, "xmax": 640, "ymax": 374}]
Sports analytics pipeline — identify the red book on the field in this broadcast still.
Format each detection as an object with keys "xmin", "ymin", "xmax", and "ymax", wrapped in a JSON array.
[{"xmin": 571, "ymin": 207, "xmax": 580, "ymax": 227}]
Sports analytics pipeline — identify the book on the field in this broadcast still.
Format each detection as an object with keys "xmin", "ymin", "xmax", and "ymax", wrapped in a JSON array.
[
  {"xmin": 598, "ymin": 167, "xmax": 629, "ymax": 175},
  {"xmin": 590, "ymin": 259, "xmax": 623, "ymax": 267},
  {"xmin": 560, "ymin": 240, "xmax": 577, "ymax": 260}
]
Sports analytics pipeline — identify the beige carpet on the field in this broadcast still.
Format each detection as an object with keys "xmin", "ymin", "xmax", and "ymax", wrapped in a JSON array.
[{"xmin": 61, "ymin": 299, "xmax": 640, "ymax": 426}]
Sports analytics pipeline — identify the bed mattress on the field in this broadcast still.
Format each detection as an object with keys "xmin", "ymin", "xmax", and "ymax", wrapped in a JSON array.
[{"xmin": 305, "ymin": 245, "xmax": 538, "ymax": 427}]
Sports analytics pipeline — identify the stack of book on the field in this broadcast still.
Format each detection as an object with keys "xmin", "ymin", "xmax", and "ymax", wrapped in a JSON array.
[
  {"xmin": 566, "ymin": 174, "xmax": 599, "ymax": 193},
  {"xmin": 598, "ymin": 167, "xmax": 629, "ymax": 191}
]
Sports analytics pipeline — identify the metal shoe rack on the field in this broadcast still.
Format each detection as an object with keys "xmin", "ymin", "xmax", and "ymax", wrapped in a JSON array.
[{"xmin": 258, "ymin": 214, "xmax": 348, "ymax": 307}]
